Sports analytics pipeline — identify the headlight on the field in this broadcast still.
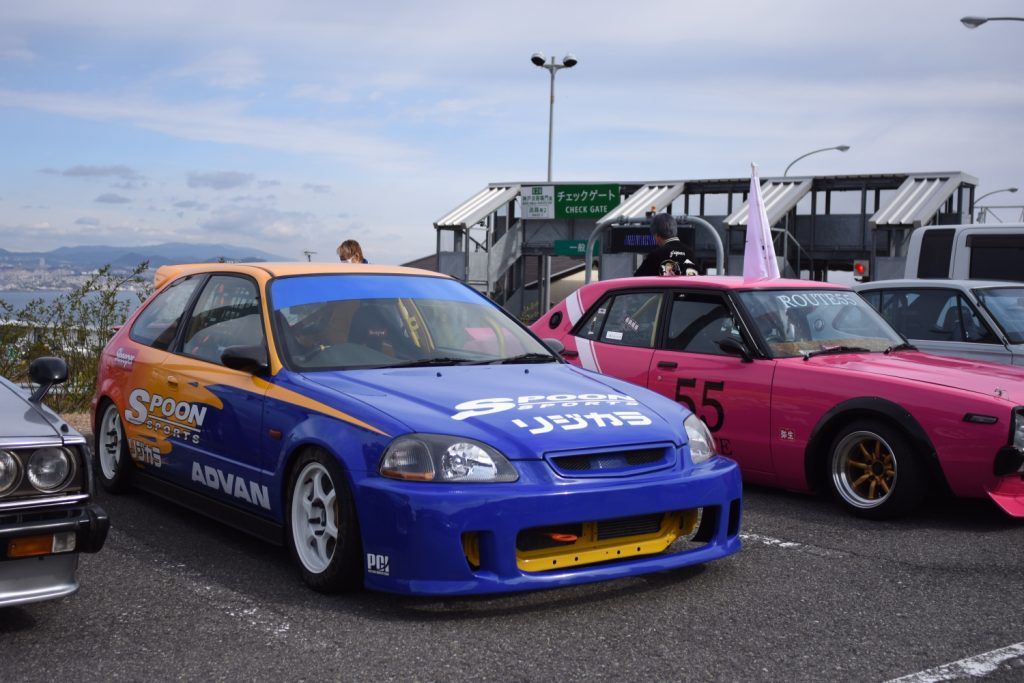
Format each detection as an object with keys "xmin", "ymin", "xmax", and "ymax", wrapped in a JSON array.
[
  {"xmin": 684, "ymin": 414, "xmax": 717, "ymax": 465},
  {"xmin": 1014, "ymin": 410, "xmax": 1024, "ymax": 450},
  {"xmin": 0, "ymin": 450, "xmax": 20, "ymax": 495},
  {"xmin": 380, "ymin": 434, "xmax": 518, "ymax": 483},
  {"xmin": 27, "ymin": 447, "xmax": 75, "ymax": 492}
]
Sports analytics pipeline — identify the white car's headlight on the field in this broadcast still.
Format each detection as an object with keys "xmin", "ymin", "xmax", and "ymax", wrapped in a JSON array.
[
  {"xmin": 0, "ymin": 450, "xmax": 20, "ymax": 495},
  {"xmin": 684, "ymin": 414, "xmax": 717, "ymax": 465},
  {"xmin": 379, "ymin": 434, "xmax": 519, "ymax": 483},
  {"xmin": 27, "ymin": 447, "xmax": 75, "ymax": 492}
]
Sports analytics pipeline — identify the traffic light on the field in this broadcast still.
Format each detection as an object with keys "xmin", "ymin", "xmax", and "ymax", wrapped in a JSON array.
[{"xmin": 853, "ymin": 259, "xmax": 869, "ymax": 282}]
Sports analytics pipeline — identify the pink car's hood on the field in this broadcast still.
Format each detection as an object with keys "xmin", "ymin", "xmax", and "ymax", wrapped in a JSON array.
[{"xmin": 808, "ymin": 351, "xmax": 1024, "ymax": 404}]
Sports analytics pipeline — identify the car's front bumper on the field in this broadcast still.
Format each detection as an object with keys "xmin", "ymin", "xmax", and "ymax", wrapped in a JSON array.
[
  {"xmin": 0, "ymin": 501, "xmax": 110, "ymax": 607},
  {"xmin": 354, "ymin": 456, "xmax": 742, "ymax": 595}
]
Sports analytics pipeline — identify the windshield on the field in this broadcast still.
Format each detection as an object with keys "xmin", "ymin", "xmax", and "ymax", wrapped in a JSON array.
[
  {"xmin": 976, "ymin": 287, "xmax": 1024, "ymax": 345},
  {"xmin": 269, "ymin": 274, "xmax": 554, "ymax": 370},
  {"xmin": 736, "ymin": 289, "xmax": 903, "ymax": 358}
]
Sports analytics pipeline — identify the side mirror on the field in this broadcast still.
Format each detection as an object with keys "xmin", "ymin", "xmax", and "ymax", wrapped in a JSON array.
[
  {"xmin": 717, "ymin": 337, "xmax": 753, "ymax": 363},
  {"xmin": 221, "ymin": 345, "xmax": 269, "ymax": 374},
  {"xmin": 28, "ymin": 357, "xmax": 69, "ymax": 403},
  {"xmin": 542, "ymin": 338, "xmax": 565, "ymax": 355}
]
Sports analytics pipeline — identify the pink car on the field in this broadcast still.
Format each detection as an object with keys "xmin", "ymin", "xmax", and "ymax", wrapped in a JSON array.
[{"xmin": 533, "ymin": 276, "xmax": 1024, "ymax": 519}]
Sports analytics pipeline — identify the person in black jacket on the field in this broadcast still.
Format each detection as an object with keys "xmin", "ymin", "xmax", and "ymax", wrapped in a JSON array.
[{"xmin": 634, "ymin": 214, "xmax": 697, "ymax": 276}]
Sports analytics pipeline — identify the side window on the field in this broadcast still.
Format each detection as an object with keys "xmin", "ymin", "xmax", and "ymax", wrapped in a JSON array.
[
  {"xmin": 666, "ymin": 293, "xmax": 737, "ymax": 355},
  {"xmin": 917, "ymin": 229, "xmax": 954, "ymax": 278},
  {"xmin": 183, "ymin": 275, "xmax": 264, "ymax": 365},
  {"xmin": 900, "ymin": 289, "xmax": 958, "ymax": 341},
  {"xmin": 129, "ymin": 276, "xmax": 203, "ymax": 350},
  {"xmin": 869, "ymin": 290, "xmax": 909, "ymax": 334},
  {"xmin": 577, "ymin": 292, "xmax": 662, "ymax": 349},
  {"xmin": 941, "ymin": 295, "xmax": 998, "ymax": 344}
]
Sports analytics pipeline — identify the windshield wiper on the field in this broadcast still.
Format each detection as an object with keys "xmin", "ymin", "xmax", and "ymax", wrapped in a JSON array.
[
  {"xmin": 802, "ymin": 345, "xmax": 871, "ymax": 361},
  {"xmin": 489, "ymin": 352, "xmax": 558, "ymax": 365},
  {"xmin": 883, "ymin": 342, "xmax": 917, "ymax": 354},
  {"xmin": 385, "ymin": 357, "xmax": 490, "ymax": 368}
]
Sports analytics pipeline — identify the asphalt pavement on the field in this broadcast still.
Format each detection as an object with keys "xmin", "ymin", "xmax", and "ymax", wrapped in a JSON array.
[{"xmin": 4, "ymin": 462, "xmax": 1024, "ymax": 682}]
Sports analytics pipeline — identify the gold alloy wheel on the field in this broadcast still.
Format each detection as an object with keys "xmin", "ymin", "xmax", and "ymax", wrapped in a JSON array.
[{"xmin": 831, "ymin": 430, "xmax": 897, "ymax": 509}]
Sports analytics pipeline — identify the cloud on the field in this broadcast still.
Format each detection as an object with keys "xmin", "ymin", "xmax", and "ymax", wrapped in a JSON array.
[
  {"xmin": 302, "ymin": 183, "xmax": 331, "ymax": 194},
  {"xmin": 173, "ymin": 200, "xmax": 209, "ymax": 210},
  {"xmin": 0, "ymin": 36, "xmax": 34, "ymax": 61},
  {"xmin": 168, "ymin": 49, "xmax": 263, "ymax": 90},
  {"xmin": 94, "ymin": 193, "xmax": 131, "ymax": 204},
  {"xmin": 75, "ymin": 216, "xmax": 100, "ymax": 225},
  {"xmin": 187, "ymin": 170, "xmax": 254, "ymax": 190},
  {"xmin": 289, "ymin": 83, "xmax": 353, "ymax": 104},
  {"xmin": 40, "ymin": 164, "xmax": 145, "ymax": 181},
  {"xmin": 257, "ymin": 179, "xmax": 281, "ymax": 188},
  {"xmin": 202, "ymin": 206, "xmax": 322, "ymax": 241},
  {"xmin": 0, "ymin": 89, "xmax": 425, "ymax": 171}
]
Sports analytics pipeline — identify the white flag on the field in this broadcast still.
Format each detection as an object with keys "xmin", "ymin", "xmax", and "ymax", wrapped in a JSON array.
[{"xmin": 743, "ymin": 163, "xmax": 781, "ymax": 282}]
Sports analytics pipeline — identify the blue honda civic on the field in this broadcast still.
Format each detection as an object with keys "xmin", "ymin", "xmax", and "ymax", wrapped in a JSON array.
[{"xmin": 91, "ymin": 262, "xmax": 741, "ymax": 595}]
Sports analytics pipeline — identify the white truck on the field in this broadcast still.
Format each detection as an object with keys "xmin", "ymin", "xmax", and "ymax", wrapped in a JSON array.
[{"xmin": 901, "ymin": 223, "xmax": 1024, "ymax": 282}]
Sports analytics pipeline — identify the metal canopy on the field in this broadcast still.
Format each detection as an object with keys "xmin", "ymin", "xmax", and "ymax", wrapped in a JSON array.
[
  {"xmin": 434, "ymin": 184, "xmax": 520, "ymax": 229},
  {"xmin": 596, "ymin": 182, "xmax": 684, "ymax": 226},
  {"xmin": 723, "ymin": 178, "xmax": 813, "ymax": 227},
  {"xmin": 870, "ymin": 173, "xmax": 976, "ymax": 228}
]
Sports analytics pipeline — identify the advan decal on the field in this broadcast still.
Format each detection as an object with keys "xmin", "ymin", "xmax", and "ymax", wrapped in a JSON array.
[{"xmin": 191, "ymin": 463, "xmax": 271, "ymax": 510}]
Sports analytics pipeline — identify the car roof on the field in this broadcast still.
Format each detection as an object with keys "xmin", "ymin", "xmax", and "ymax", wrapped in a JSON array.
[
  {"xmin": 855, "ymin": 279, "xmax": 1022, "ymax": 292},
  {"xmin": 153, "ymin": 262, "xmax": 452, "ymax": 290},
  {"xmin": 606, "ymin": 275, "xmax": 852, "ymax": 292}
]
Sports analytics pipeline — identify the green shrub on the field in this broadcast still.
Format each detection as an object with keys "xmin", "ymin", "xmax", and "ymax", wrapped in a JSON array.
[{"xmin": 0, "ymin": 263, "xmax": 152, "ymax": 413}]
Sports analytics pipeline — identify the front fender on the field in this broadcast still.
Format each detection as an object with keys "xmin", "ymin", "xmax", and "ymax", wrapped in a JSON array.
[{"xmin": 803, "ymin": 397, "xmax": 948, "ymax": 495}]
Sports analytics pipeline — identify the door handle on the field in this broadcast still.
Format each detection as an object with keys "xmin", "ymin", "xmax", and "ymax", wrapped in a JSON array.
[
  {"xmin": 657, "ymin": 360, "xmax": 678, "ymax": 369},
  {"xmin": 166, "ymin": 375, "xmax": 179, "ymax": 389},
  {"xmin": 561, "ymin": 350, "xmax": 578, "ymax": 357}
]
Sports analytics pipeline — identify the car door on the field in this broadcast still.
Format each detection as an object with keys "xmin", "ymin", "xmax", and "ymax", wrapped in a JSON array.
[
  {"xmin": 646, "ymin": 290, "xmax": 777, "ymax": 478},
  {"xmin": 158, "ymin": 274, "xmax": 272, "ymax": 513},
  {"xmin": 568, "ymin": 289, "xmax": 664, "ymax": 386},
  {"xmin": 120, "ymin": 273, "xmax": 205, "ymax": 476}
]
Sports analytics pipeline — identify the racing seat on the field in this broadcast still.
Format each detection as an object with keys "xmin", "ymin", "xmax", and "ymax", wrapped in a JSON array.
[
  {"xmin": 938, "ymin": 308, "xmax": 964, "ymax": 341},
  {"xmin": 349, "ymin": 303, "xmax": 417, "ymax": 357}
]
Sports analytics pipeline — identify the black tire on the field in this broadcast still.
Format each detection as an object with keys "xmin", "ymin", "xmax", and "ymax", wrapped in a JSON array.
[
  {"xmin": 94, "ymin": 400, "xmax": 132, "ymax": 493},
  {"xmin": 828, "ymin": 419, "xmax": 926, "ymax": 519},
  {"xmin": 286, "ymin": 448, "xmax": 362, "ymax": 592}
]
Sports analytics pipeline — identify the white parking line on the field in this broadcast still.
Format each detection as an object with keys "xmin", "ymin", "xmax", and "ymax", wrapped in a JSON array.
[
  {"xmin": 885, "ymin": 642, "xmax": 1024, "ymax": 682},
  {"xmin": 739, "ymin": 532, "xmax": 847, "ymax": 558}
]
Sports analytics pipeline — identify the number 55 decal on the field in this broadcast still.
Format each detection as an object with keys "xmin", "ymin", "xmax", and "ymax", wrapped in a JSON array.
[{"xmin": 674, "ymin": 378, "xmax": 725, "ymax": 432}]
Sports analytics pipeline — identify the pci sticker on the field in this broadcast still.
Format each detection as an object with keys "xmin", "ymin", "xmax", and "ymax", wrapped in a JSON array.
[{"xmin": 367, "ymin": 553, "xmax": 390, "ymax": 576}]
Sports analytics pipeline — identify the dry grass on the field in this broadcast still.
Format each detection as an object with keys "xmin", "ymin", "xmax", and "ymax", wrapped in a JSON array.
[{"xmin": 63, "ymin": 412, "xmax": 93, "ymax": 437}]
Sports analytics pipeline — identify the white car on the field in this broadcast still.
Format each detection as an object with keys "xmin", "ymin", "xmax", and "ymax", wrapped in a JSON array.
[
  {"xmin": 856, "ymin": 279, "xmax": 1024, "ymax": 366},
  {"xmin": 1, "ymin": 358, "xmax": 109, "ymax": 607}
]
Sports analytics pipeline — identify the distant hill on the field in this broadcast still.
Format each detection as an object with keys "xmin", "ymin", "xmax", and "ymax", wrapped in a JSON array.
[{"xmin": 0, "ymin": 243, "xmax": 290, "ymax": 272}]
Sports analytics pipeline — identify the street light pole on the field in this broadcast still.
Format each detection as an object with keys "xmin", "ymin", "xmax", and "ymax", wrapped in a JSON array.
[
  {"xmin": 972, "ymin": 187, "xmax": 1019, "ymax": 223},
  {"xmin": 783, "ymin": 145, "xmax": 851, "ymax": 176},
  {"xmin": 531, "ymin": 52, "xmax": 577, "ymax": 182},
  {"xmin": 530, "ymin": 52, "xmax": 577, "ymax": 316},
  {"xmin": 961, "ymin": 16, "xmax": 1024, "ymax": 28},
  {"xmin": 778, "ymin": 145, "xmax": 849, "ymax": 277}
]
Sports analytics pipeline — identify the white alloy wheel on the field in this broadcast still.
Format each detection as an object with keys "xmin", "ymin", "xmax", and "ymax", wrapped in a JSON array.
[{"xmin": 290, "ymin": 461, "xmax": 339, "ymax": 574}]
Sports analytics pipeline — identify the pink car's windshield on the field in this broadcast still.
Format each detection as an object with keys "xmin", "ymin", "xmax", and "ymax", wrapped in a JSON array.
[{"xmin": 737, "ymin": 289, "xmax": 904, "ymax": 358}]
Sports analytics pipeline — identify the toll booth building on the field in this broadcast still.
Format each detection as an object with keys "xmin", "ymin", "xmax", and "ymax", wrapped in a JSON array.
[{"xmin": 433, "ymin": 172, "xmax": 977, "ymax": 318}]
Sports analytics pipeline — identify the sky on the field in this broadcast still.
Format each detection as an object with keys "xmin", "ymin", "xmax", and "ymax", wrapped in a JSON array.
[{"xmin": 1, "ymin": 0, "xmax": 1023, "ymax": 266}]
